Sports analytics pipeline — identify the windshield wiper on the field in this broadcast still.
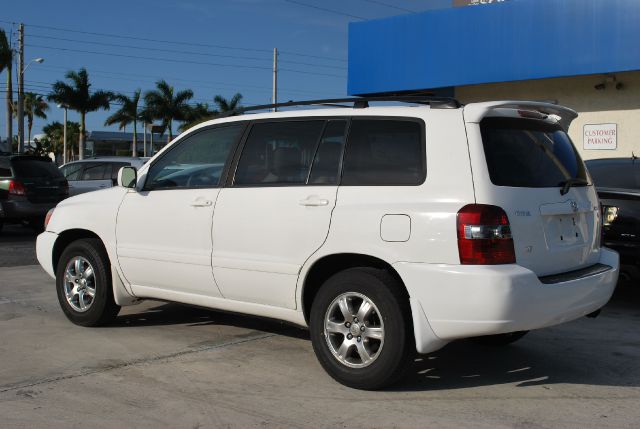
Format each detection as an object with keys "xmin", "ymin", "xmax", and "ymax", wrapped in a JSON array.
[{"xmin": 559, "ymin": 178, "xmax": 589, "ymax": 195}]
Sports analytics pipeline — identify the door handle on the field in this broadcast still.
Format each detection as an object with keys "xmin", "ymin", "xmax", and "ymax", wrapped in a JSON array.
[
  {"xmin": 299, "ymin": 196, "xmax": 329, "ymax": 207},
  {"xmin": 190, "ymin": 198, "xmax": 213, "ymax": 207}
]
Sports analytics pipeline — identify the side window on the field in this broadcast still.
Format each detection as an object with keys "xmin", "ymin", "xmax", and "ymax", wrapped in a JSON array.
[
  {"xmin": 81, "ymin": 163, "xmax": 109, "ymax": 181},
  {"xmin": 234, "ymin": 121, "xmax": 325, "ymax": 186},
  {"xmin": 144, "ymin": 125, "xmax": 244, "ymax": 191},
  {"xmin": 110, "ymin": 162, "xmax": 131, "ymax": 181},
  {"xmin": 342, "ymin": 119, "xmax": 424, "ymax": 186},
  {"xmin": 61, "ymin": 163, "xmax": 84, "ymax": 180},
  {"xmin": 308, "ymin": 120, "xmax": 347, "ymax": 185}
]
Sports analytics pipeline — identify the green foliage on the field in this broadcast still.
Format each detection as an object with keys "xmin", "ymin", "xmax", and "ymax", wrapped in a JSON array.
[
  {"xmin": 42, "ymin": 121, "xmax": 81, "ymax": 159},
  {"xmin": 0, "ymin": 29, "xmax": 12, "ymax": 74},
  {"xmin": 143, "ymin": 80, "xmax": 193, "ymax": 140}
]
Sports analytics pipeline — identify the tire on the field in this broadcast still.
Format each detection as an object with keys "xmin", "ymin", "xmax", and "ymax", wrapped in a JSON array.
[
  {"xmin": 472, "ymin": 331, "xmax": 528, "ymax": 346},
  {"xmin": 309, "ymin": 267, "xmax": 413, "ymax": 390},
  {"xmin": 55, "ymin": 238, "xmax": 120, "ymax": 326}
]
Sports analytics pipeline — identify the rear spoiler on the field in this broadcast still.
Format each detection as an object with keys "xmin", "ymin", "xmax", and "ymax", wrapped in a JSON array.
[{"xmin": 463, "ymin": 101, "xmax": 578, "ymax": 131}]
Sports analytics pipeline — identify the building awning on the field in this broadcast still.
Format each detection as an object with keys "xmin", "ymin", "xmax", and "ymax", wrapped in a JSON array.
[{"xmin": 348, "ymin": 0, "xmax": 640, "ymax": 95}]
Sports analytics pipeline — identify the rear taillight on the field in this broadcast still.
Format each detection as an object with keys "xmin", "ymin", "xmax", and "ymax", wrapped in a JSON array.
[
  {"xmin": 8, "ymin": 180, "xmax": 26, "ymax": 196},
  {"xmin": 457, "ymin": 204, "xmax": 516, "ymax": 265}
]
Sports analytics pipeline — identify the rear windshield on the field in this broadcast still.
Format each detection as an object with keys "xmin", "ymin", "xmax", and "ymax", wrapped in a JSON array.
[
  {"xmin": 585, "ymin": 161, "xmax": 639, "ymax": 189},
  {"xmin": 11, "ymin": 158, "xmax": 64, "ymax": 179},
  {"xmin": 481, "ymin": 117, "xmax": 588, "ymax": 188}
]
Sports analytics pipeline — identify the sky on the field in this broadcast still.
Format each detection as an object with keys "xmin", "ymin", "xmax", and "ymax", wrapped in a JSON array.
[{"xmin": 1, "ymin": 0, "xmax": 454, "ymax": 140}]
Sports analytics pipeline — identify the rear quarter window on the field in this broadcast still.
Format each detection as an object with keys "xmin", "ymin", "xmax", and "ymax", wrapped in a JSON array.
[
  {"xmin": 341, "ymin": 119, "xmax": 425, "ymax": 186},
  {"xmin": 481, "ymin": 117, "xmax": 587, "ymax": 188}
]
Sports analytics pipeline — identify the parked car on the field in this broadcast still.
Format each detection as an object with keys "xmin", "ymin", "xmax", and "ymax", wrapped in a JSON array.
[
  {"xmin": 36, "ymin": 98, "xmax": 619, "ymax": 389},
  {"xmin": 585, "ymin": 157, "xmax": 640, "ymax": 280},
  {"xmin": 59, "ymin": 157, "xmax": 148, "ymax": 196},
  {"xmin": 0, "ymin": 154, "xmax": 68, "ymax": 232}
]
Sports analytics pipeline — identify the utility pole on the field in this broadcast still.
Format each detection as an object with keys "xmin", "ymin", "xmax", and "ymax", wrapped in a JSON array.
[
  {"xmin": 5, "ymin": 27, "xmax": 13, "ymax": 150},
  {"xmin": 143, "ymin": 121, "xmax": 147, "ymax": 157},
  {"xmin": 272, "ymin": 48, "xmax": 278, "ymax": 112},
  {"xmin": 62, "ymin": 106, "xmax": 67, "ymax": 164},
  {"xmin": 17, "ymin": 23, "xmax": 24, "ymax": 153}
]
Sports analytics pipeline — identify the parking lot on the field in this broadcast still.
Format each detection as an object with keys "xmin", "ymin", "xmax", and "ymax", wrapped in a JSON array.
[{"xmin": 0, "ymin": 226, "xmax": 639, "ymax": 428}]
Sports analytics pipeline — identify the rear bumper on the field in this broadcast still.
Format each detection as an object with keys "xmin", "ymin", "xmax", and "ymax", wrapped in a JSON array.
[
  {"xmin": 394, "ymin": 247, "xmax": 619, "ymax": 353},
  {"xmin": 0, "ymin": 199, "xmax": 57, "ymax": 221}
]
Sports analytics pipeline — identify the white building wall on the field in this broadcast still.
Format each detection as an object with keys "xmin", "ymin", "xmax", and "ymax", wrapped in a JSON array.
[{"xmin": 456, "ymin": 71, "xmax": 640, "ymax": 160}]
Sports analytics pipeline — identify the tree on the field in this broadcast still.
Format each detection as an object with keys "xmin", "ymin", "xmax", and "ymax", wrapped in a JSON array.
[
  {"xmin": 179, "ymin": 103, "xmax": 217, "ymax": 132},
  {"xmin": 42, "ymin": 121, "xmax": 81, "ymax": 161},
  {"xmin": 22, "ymin": 92, "xmax": 49, "ymax": 146},
  {"xmin": 213, "ymin": 93, "xmax": 243, "ymax": 113},
  {"xmin": 143, "ymin": 80, "xmax": 193, "ymax": 141},
  {"xmin": 104, "ymin": 89, "xmax": 141, "ymax": 157},
  {"xmin": 0, "ymin": 29, "xmax": 13, "ymax": 146},
  {"xmin": 48, "ymin": 68, "xmax": 113, "ymax": 159}
]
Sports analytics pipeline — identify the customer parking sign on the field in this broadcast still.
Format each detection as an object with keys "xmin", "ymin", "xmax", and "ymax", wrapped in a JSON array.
[{"xmin": 583, "ymin": 124, "xmax": 617, "ymax": 150}]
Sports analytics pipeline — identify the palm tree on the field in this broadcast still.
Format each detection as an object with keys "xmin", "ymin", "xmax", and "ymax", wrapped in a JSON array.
[
  {"xmin": 213, "ymin": 93, "xmax": 243, "ymax": 113},
  {"xmin": 48, "ymin": 68, "xmax": 113, "ymax": 159},
  {"xmin": 0, "ymin": 29, "xmax": 13, "ymax": 146},
  {"xmin": 179, "ymin": 103, "xmax": 217, "ymax": 132},
  {"xmin": 104, "ymin": 89, "xmax": 141, "ymax": 157},
  {"xmin": 23, "ymin": 93, "xmax": 49, "ymax": 146},
  {"xmin": 143, "ymin": 80, "xmax": 193, "ymax": 141}
]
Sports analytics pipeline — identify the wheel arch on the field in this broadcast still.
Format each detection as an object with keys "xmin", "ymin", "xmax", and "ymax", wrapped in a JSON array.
[
  {"xmin": 52, "ymin": 229, "xmax": 104, "ymax": 274},
  {"xmin": 300, "ymin": 253, "xmax": 409, "ymax": 325}
]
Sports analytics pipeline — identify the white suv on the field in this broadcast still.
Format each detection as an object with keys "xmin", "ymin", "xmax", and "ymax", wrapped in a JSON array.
[{"xmin": 36, "ymin": 97, "xmax": 619, "ymax": 389}]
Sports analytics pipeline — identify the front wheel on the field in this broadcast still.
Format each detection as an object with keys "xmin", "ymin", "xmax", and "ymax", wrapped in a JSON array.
[
  {"xmin": 55, "ymin": 238, "xmax": 120, "ymax": 326},
  {"xmin": 309, "ymin": 268, "xmax": 412, "ymax": 390}
]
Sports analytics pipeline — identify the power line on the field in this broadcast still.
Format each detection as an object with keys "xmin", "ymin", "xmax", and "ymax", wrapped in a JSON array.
[
  {"xmin": 283, "ymin": 0, "xmax": 366, "ymax": 20},
  {"xmin": 32, "ymin": 65, "xmax": 345, "ymax": 97},
  {"xmin": 358, "ymin": 0, "xmax": 417, "ymax": 13},
  {"xmin": 0, "ymin": 19, "xmax": 347, "ymax": 63},
  {"xmin": 26, "ymin": 44, "xmax": 346, "ymax": 78},
  {"xmin": 27, "ymin": 34, "xmax": 347, "ymax": 70}
]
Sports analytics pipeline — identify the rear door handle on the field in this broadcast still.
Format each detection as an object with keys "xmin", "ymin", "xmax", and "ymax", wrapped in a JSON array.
[
  {"xmin": 299, "ymin": 196, "xmax": 329, "ymax": 207},
  {"xmin": 190, "ymin": 198, "xmax": 213, "ymax": 207}
]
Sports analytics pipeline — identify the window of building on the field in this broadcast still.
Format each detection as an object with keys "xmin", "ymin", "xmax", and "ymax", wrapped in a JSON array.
[
  {"xmin": 234, "ymin": 121, "xmax": 326, "ymax": 186},
  {"xmin": 144, "ymin": 125, "xmax": 244, "ymax": 191},
  {"xmin": 341, "ymin": 119, "xmax": 424, "ymax": 186}
]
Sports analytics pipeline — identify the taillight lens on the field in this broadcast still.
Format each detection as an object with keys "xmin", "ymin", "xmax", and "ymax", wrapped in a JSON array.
[
  {"xmin": 44, "ymin": 208, "xmax": 55, "ymax": 230},
  {"xmin": 457, "ymin": 204, "xmax": 516, "ymax": 265},
  {"xmin": 8, "ymin": 180, "xmax": 26, "ymax": 196}
]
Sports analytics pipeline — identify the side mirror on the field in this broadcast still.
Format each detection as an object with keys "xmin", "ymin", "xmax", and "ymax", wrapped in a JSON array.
[{"xmin": 117, "ymin": 166, "xmax": 137, "ymax": 189}]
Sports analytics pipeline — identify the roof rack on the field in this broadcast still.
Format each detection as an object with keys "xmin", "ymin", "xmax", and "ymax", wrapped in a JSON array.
[{"xmin": 217, "ymin": 95, "xmax": 461, "ymax": 118}]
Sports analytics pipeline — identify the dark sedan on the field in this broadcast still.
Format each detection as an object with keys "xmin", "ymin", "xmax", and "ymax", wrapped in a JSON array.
[
  {"xmin": 585, "ymin": 157, "xmax": 640, "ymax": 280},
  {"xmin": 0, "ymin": 154, "xmax": 69, "ymax": 232}
]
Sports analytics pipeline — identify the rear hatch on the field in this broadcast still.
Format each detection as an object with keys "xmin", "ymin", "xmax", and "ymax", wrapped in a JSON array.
[
  {"xmin": 465, "ymin": 105, "xmax": 601, "ymax": 276},
  {"xmin": 10, "ymin": 157, "xmax": 68, "ymax": 204}
]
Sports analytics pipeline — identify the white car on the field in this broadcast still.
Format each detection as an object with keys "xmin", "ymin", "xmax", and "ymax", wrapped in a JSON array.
[
  {"xmin": 36, "ymin": 97, "xmax": 619, "ymax": 389},
  {"xmin": 59, "ymin": 157, "xmax": 148, "ymax": 196}
]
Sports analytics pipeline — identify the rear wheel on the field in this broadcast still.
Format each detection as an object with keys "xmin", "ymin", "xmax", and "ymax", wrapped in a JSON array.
[
  {"xmin": 473, "ymin": 331, "xmax": 528, "ymax": 346},
  {"xmin": 309, "ymin": 267, "xmax": 412, "ymax": 390},
  {"xmin": 55, "ymin": 238, "xmax": 120, "ymax": 326}
]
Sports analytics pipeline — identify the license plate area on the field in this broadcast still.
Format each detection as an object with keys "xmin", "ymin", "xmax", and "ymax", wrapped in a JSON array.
[{"xmin": 543, "ymin": 213, "xmax": 588, "ymax": 247}]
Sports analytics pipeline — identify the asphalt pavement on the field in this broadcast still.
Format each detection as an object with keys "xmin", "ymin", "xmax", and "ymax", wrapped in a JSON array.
[{"xmin": 0, "ymin": 229, "xmax": 639, "ymax": 428}]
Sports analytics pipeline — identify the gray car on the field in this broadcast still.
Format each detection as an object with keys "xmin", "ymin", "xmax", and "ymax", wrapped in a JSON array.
[{"xmin": 59, "ymin": 157, "xmax": 148, "ymax": 196}]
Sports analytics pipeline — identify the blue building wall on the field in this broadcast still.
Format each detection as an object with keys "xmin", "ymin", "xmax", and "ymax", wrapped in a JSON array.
[{"xmin": 348, "ymin": 0, "xmax": 640, "ymax": 95}]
